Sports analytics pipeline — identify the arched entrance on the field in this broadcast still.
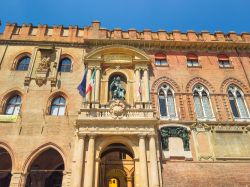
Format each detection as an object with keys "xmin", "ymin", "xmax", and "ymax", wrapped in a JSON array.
[
  {"xmin": 99, "ymin": 143, "xmax": 134, "ymax": 187},
  {"xmin": 25, "ymin": 148, "xmax": 64, "ymax": 187},
  {"xmin": 0, "ymin": 147, "xmax": 12, "ymax": 187}
]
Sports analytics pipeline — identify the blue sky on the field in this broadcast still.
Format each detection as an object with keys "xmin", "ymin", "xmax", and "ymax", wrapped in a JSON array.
[{"xmin": 0, "ymin": 0, "xmax": 249, "ymax": 33}]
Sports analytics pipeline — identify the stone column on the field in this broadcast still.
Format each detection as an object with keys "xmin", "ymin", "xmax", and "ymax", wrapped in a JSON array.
[
  {"xmin": 127, "ymin": 176, "xmax": 133, "ymax": 187},
  {"xmin": 84, "ymin": 135, "xmax": 96, "ymax": 187},
  {"xmin": 139, "ymin": 135, "xmax": 149, "ymax": 187},
  {"xmin": 135, "ymin": 68, "xmax": 140, "ymax": 102},
  {"xmin": 143, "ymin": 68, "xmax": 149, "ymax": 104},
  {"xmin": 71, "ymin": 135, "xmax": 86, "ymax": 187},
  {"xmin": 149, "ymin": 135, "xmax": 160, "ymax": 187},
  {"xmin": 9, "ymin": 172, "xmax": 24, "ymax": 187},
  {"xmin": 61, "ymin": 171, "xmax": 71, "ymax": 187},
  {"xmin": 92, "ymin": 67, "xmax": 101, "ymax": 105},
  {"xmin": 95, "ymin": 67, "xmax": 101, "ymax": 103}
]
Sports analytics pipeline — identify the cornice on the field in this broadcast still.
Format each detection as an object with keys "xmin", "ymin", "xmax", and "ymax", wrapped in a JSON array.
[{"xmin": 1, "ymin": 39, "xmax": 250, "ymax": 51}]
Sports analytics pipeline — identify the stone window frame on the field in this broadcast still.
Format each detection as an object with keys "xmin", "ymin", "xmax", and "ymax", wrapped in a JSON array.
[
  {"xmin": 160, "ymin": 126, "xmax": 190, "ymax": 151},
  {"xmin": 46, "ymin": 91, "xmax": 68, "ymax": 116},
  {"xmin": 58, "ymin": 54, "xmax": 74, "ymax": 73},
  {"xmin": 217, "ymin": 54, "xmax": 233, "ymax": 69},
  {"xmin": 11, "ymin": 52, "xmax": 32, "ymax": 71},
  {"xmin": 192, "ymin": 84, "xmax": 215, "ymax": 121},
  {"xmin": 186, "ymin": 53, "xmax": 201, "ymax": 68},
  {"xmin": 157, "ymin": 84, "xmax": 178, "ymax": 120},
  {"xmin": 154, "ymin": 52, "xmax": 168, "ymax": 67},
  {"xmin": 0, "ymin": 90, "xmax": 23, "ymax": 115},
  {"xmin": 227, "ymin": 84, "xmax": 250, "ymax": 120}
]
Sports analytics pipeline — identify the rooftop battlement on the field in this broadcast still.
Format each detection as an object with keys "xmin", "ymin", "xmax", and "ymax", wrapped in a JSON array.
[{"xmin": 0, "ymin": 21, "xmax": 250, "ymax": 44}]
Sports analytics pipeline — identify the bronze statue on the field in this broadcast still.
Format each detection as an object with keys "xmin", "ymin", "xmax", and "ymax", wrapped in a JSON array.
[{"xmin": 110, "ymin": 76, "xmax": 126, "ymax": 100}]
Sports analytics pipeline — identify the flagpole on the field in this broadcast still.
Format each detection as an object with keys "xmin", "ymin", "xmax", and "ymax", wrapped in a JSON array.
[
  {"xmin": 84, "ymin": 66, "xmax": 87, "ymax": 108},
  {"xmin": 147, "ymin": 69, "xmax": 151, "ymax": 109},
  {"xmin": 93, "ymin": 67, "xmax": 96, "ymax": 109}
]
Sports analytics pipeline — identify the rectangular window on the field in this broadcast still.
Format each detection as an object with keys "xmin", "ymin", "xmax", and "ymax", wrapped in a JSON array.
[
  {"xmin": 159, "ymin": 96, "xmax": 167, "ymax": 116},
  {"xmin": 187, "ymin": 60, "xmax": 199, "ymax": 67},
  {"xmin": 229, "ymin": 99, "xmax": 239, "ymax": 118},
  {"xmin": 219, "ymin": 60, "xmax": 231, "ymax": 68},
  {"xmin": 155, "ymin": 59, "xmax": 167, "ymax": 66}
]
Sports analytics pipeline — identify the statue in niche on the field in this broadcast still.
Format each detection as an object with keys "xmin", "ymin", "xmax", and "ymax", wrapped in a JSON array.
[{"xmin": 110, "ymin": 76, "xmax": 126, "ymax": 100}]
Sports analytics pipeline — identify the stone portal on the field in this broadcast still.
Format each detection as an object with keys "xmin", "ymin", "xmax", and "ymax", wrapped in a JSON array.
[{"xmin": 99, "ymin": 143, "xmax": 134, "ymax": 187}]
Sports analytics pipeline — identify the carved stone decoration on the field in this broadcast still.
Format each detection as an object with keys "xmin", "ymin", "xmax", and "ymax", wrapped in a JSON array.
[
  {"xmin": 35, "ymin": 77, "xmax": 47, "ymax": 87},
  {"xmin": 191, "ymin": 121, "xmax": 211, "ymax": 132},
  {"xmin": 160, "ymin": 126, "xmax": 190, "ymax": 151},
  {"xmin": 109, "ymin": 100, "xmax": 127, "ymax": 119},
  {"xmin": 35, "ymin": 50, "xmax": 53, "ymax": 87},
  {"xmin": 110, "ymin": 76, "xmax": 126, "ymax": 100},
  {"xmin": 37, "ymin": 56, "xmax": 51, "ymax": 72}
]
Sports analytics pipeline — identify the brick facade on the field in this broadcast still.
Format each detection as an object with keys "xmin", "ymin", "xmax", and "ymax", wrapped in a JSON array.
[{"xmin": 0, "ymin": 21, "xmax": 250, "ymax": 187}]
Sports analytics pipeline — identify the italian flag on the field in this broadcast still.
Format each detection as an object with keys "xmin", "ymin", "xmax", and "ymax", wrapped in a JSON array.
[
  {"xmin": 86, "ymin": 68, "xmax": 96, "ymax": 95},
  {"xmin": 137, "ymin": 81, "xmax": 142, "ymax": 98}
]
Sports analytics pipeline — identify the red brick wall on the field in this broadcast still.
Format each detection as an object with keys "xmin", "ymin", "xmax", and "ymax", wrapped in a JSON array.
[{"xmin": 162, "ymin": 162, "xmax": 250, "ymax": 187}]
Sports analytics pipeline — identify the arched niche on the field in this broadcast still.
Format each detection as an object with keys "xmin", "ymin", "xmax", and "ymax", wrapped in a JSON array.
[{"xmin": 108, "ymin": 72, "xmax": 127, "ymax": 101}]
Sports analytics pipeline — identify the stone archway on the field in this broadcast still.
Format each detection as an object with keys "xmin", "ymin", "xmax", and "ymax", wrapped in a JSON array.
[
  {"xmin": 25, "ymin": 148, "xmax": 65, "ymax": 187},
  {"xmin": 0, "ymin": 147, "xmax": 12, "ymax": 187},
  {"xmin": 99, "ymin": 143, "xmax": 134, "ymax": 187}
]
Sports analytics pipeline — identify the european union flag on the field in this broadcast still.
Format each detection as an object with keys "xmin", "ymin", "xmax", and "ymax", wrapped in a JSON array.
[{"xmin": 77, "ymin": 68, "xmax": 88, "ymax": 97}]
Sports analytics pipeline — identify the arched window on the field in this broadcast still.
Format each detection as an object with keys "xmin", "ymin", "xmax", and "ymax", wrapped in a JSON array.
[
  {"xmin": 158, "ymin": 85, "xmax": 176, "ymax": 118},
  {"xmin": 50, "ymin": 96, "xmax": 66, "ymax": 116},
  {"xmin": 193, "ymin": 85, "xmax": 213, "ymax": 119},
  {"xmin": 218, "ymin": 54, "xmax": 231, "ymax": 68},
  {"xmin": 228, "ymin": 85, "xmax": 249, "ymax": 119},
  {"xmin": 58, "ymin": 57, "xmax": 72, "ymax": 72},
  {"xmin": 155, "ymin": 53, "xmax": 167, "ymax": 66},
  {"xmin": 5, "ymin": 95, "xmax": 21, "ymax": 115},
  {"xmin": 16, "ymin": 56, "xmax": 30, "ymax": 71},
  {"xmin": 187, "ymin": 53, "xmax": 199, "ymax": 67}
]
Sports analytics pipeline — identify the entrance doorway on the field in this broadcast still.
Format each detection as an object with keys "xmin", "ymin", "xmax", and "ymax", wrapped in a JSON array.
[
  {"xmin": 99, "ymin": 143, "xmax": 134, "ymax": 187},
  {"xmin": 108, "ymin": 178, "xmax": 119, "ymax": 187}
]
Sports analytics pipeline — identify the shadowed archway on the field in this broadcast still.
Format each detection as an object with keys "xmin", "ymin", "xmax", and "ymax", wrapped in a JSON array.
[
  {"xmin": 99, "ymin": 143, "xmax": 134, "ymax": 187},
  {"xmin": 25, "ymin": 148, "xmax": 64, "ymax": 187},
  {"xmin": 0, "ymin": 147, "xmax": 12, "ymax": 187}
]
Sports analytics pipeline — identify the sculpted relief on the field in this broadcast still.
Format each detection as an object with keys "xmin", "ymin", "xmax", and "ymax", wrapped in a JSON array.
[{"xmin": 110, "ymin": 76, "xmax": 126, "ymax": 100}]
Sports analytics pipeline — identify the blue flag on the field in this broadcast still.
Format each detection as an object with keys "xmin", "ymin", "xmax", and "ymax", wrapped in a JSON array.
[{"xmin": 77, "ymin": 68, "xmax": 88, "ymax": 97}]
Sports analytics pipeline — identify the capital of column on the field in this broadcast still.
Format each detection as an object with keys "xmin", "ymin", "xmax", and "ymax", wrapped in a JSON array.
[
  {"xmin": 88, "ymin": 133, "xmax": 97, "ymax": 139},
  {"xmin": 148, "ymin": 133, "xmax": 157, "ymax": 138},
  {"xmin": 78, "ymin": 134, "xmax": 86, "ymax": 139},
  {"xmin": 138, "ymin": 133, "xmax": 147, "ymax": 139}
]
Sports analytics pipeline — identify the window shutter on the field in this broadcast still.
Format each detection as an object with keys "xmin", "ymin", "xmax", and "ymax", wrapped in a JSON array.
[
  {"xmin": 202, "ymin": 95, "xmax": 213, "ymax": 119},
  {"xmin": 167, "ymin": 93, "xmax": 176, "ymax": 118},
  {"xmin": 159, "ymin": 95, "xmax": 167, "ymax": 116},
  {"xmin": 236, "ymin": 96, "xmax": 249, "ymax": 118},
  {"xmin": 194, "ymin": 95, "xmax": 203, "ymax": 118}
]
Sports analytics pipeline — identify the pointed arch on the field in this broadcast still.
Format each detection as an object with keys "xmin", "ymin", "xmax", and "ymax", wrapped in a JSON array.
[
  {"xmin": 22, "ymin": 142, "xmax": 68, "ymax": 172},
  {"xmin": 151, "ymin": 76, "xmax": 180, "ymax": 93},
  {"xmin": 220, "ymin": 77, "xmax": 249, "ymax": 94},
  {"xmin": 186, "ymin": 77, "xmax": 215, "ymax": 93},
  {"xmin": 0, "ymin": 141, "xmax": 16, "ymax": 170}
]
